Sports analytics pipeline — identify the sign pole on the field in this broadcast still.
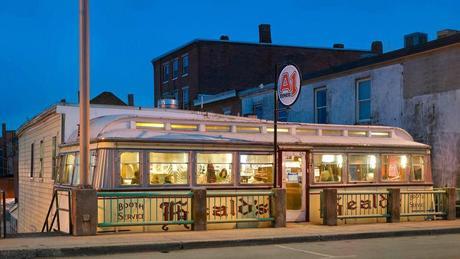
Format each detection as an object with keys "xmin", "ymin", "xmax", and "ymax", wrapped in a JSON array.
[
  {"xmin": 79, "ymin": 0, "xmax": 90, "ymax": 187},
  {"xmin": 273, "ymin": 64, "xmax": 279, "ymax": 188}
]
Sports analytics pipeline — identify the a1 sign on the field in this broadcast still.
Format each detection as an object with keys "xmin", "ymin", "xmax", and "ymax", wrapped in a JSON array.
[{"xmin": 278, "ymin": 65, "xmax": 301, "ymax": 106}]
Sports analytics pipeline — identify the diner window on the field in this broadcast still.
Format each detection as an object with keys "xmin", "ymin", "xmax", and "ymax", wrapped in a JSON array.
[
  {"xmin": 72, "ymin": 153, "xmax": 81, "ymax": 185},
  {"xmin": 162, "ymin": 62, "xmax": 170, "ymax": 83},
  {"xmin": 172, "ymin": 58, "xmax": 179, "ymax": 79},
  {"xmin": 196, "ymin": 153, "xmax": 232, "ymax": 185},
  {"xmin": 382, "ymin": 155, "xmax": 408, "ymax": 182},
  {"xmin": 348, "ymin": 154, "xmax": 378, "ymax": 182},
  {"xmin": 411, "ymin": 155, "xmax": 425, "ymax": 181},
  {"xmin": 315, "ymin": 87, "xmax": 328, "ymax": 123},
  {"xmin": 59, "ymin": 153, "xmax": 75, "ymax": 185},
  {"xmin": 356, "ymin": 79, "xmax": 371, "ymax": 122},
  {"xmin": 149, "ymin": 152, "xmax": 188, "ymax": 185},
  {"xmin": 89, "ymin": 150, "xmax": 97, "ymax": 185},
  {"xmin": 313, "ymin": 154, "xmax": 344, "ymax": 183},
  {"xmin": 240, "ymin": 154, "xmax": 273, "ymax": 184},
  {"xmin": 120, "ymin": 152, "xmax": 140, "ymax": 185},
  {"xmin": 182, "ymin": 54, "xmax": 189, "ymax": 76}
]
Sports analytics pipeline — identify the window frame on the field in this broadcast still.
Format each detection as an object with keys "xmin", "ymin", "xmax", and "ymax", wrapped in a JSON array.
[
  {"xmin": 117, "ymin": 150, "xmax": 143, "ymax": 187},
  {"xmin": 355, "ymin": 78, "xmax": 371, "ymax": 123},
  {"xmin": 314, "ymin": 86, "xmax": 328, "ymax": 123},
  {"xmin": 410, "ymin": 154, "xmax": 425, "ymax": 182},
  {"xmin": 194, "ymin": 151, "xmax": 235, "ymax": 187},
  {"xmin": 380, "ymin": 154, "xmax": 410, "ymax": 183},
  {"xmin": 312, "ymin": 153, "xmax": 346, "ymax": 184},
  {"xmin": 147, "ymin": 151, "xmax": 191, "ymax": 187},
  {"xmin": 161, "ymin": 62, "xmax": 170, "ymax": 84},
  {"xmin": 238, "ymin": 152, "xmax": 274, "ymax": 186},
  {"xmin": 181, "ymin": 54, "xmax": 189, "ymax": 77},
  {"xmin": 347, "ymin": 153, "xmax": 379, "ymax": 183}
]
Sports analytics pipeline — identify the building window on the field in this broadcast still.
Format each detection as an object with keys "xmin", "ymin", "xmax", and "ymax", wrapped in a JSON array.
[
  {"xmin": 162, "ymin": 62, "xmax": 170, "ymax": 83},
  {"xmin": 278, "ymin": 109, "xmax": 288, "ymax": 122},
  {"xmin": 196, "ymin": 153, "xmax": 232, "ymax": 185},
  {"xmin": 172, "ymin": 58, "xmax": 179, "ymax": 79},
  {"xmin": 382, "ymin": 155, "xmax": 408, "ymax": 182},
  {"xmin": 59, "ymin": 153, "xmax": 75, "ymax": 185},
  {"xmin": 356, "ymin": 79, "xmax": 371, "ymax": 122},
  {"xmin": 39, "ymin": 140, "xmax": 44, "ymax": 178},
  {"xmin": 120, "ymin": 152, "xmax": 140, "ymax": 185},
  {"xmin": 411, "ymin": 155, "xmax": 424, "ymax": 181},
  {"xmin": 182, "ymin": 54, "xmax": 189, "ymax": 76},
  {"xmin": 30, "ymin": 143, "xmax": 34, "ymax": 177},
  {"xmin": 52, "ymin": 136, "xmax": 58, "ymax": 180},
  {"xmin": 348, "ymin": 154, "xmax": 377, "ymax": 182},
  {"xmin": 182, "ymin": 86, "xmax": 189, "ymax": 109},
  {"xmin": 253, "ymin": 102, "xmax": 263, "ymax": 118},
  {"xmin": 222, "ymin": 106, "xmax": 231, "ymax": 115},
  {"xmin": 149, "ymin": 152, "xmax": 188, "ymax": 185},
  {"xmin": 240, "ymin": 154, "xmax": 273, "ymax": 184},
  {"xmin": 314, "ymin": 87, "xmax": 327, "ymax": 123},
  {"xmin": 313, "ymin": 154, "xmax": 344, "ymax": 183},
  {"xmin": 173, "ymin": 89, "xmax": 179, "ymax": 103}
]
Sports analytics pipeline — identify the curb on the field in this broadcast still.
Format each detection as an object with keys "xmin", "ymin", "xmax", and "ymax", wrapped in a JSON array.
[{"xmin": 3, "ymin": 227, "xmax": 460, "ymax": 258}]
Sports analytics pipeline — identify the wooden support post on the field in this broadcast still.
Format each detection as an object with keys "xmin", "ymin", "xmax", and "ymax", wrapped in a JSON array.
[
  {"xmin": 191, "ymin": 188, "xmax": 207, "ymax": 231},
  {"xmin": 387, "ymin": 188, "xmax": 400, "ymax": 223},
  {"xmin": 445, "ymin": 187, "xmax": 456, "ymax": 220},
  {"xmin": 71, "ymin": 188, "xmax": 97, "ymax": 236},
  {"xmin": 271, "ymin": 188, "xmax": 286, "ymax": 228},
  {"xmin": 322, "ymin": 189, "xmax": 337, "ymax": 226}
]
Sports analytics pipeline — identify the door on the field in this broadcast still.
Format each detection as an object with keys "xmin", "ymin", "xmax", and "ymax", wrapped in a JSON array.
[{"xmin": 282, "ymin": 151, "xmax": 307, "ymax": 222}]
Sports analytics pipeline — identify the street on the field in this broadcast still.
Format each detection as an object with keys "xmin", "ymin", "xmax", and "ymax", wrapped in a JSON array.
[{"xmin": 70, "ymin": 234, "xmax": 460, "ymax": 259}]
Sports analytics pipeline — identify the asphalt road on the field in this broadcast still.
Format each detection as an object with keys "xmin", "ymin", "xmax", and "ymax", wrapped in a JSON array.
[{"xmin": 70, "ymin": 234, "xmax": 460, "ymax": 259}]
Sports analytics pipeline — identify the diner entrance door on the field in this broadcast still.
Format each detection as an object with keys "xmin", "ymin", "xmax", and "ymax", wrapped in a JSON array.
[{"xmin": 282, "ymin": 151, "xmax": 307, "ymax": 222}]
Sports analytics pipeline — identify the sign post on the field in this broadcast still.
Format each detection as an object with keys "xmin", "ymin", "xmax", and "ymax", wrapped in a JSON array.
[{"xmin": 274, "ymin": 64, "xmax": 301, "ymax": 188}]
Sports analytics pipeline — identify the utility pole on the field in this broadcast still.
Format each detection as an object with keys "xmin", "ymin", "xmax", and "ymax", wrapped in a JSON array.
[{"xmin": 79, "ymin": 0, "xmax": 90, "ymax": 187}]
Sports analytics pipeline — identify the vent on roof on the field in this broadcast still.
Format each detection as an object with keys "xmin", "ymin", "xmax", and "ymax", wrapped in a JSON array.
[
  {"xmin": 404, "ymin": 32, "xmax": 428, "ymax": 48},
  {"xmin": 333, "ymin": 43, "xmax": 344, "ymax": 49},
  {"xmin": 371, "ymin": 41, "xmax": 383, "ymax": 54},
  {"xmin": 220, "ymin": 35, "xmax": 230, "ymax": 41},
  {"xmin": 258, "ymin": 24, "xmax": 272, "ymax": 44},
  {"xmin": 437, "ymin": 29, "xmax": 460, "ymax": 39},
  {"xmin": 158, "ymin": 99, "xmax": 178, "ymax": 109}
]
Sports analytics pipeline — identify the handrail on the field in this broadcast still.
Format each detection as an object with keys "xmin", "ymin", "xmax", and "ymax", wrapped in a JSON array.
[{"xmin": 97, "ymin": 191, "xmax": 193, "ymax": 198}]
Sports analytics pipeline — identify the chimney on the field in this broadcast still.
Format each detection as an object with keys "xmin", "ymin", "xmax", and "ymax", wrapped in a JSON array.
[
  {"xmin": 220, "ymin": 35, "xmax": 230, "ymax": 41},
  {"xmin": 258, "ymin": 24, "xmax": 272, "ymax": 44},
  {"xmin": 332, "ymin": 43, "xmax": 344, "ymax": 49},
  {"xmin": 437, "ymin": 29, "xmax": 460, "ymax": 39},
  {"xmin": 371, "ymin": 41, "xmax": 383, "ymax": 54},
  {"xmin": 404, "ymin": 32, "xmax": 428, "ymax": 48},
  {"xmin": 128, "ymin": 94, "xmax": 134, "ymax": 106}
]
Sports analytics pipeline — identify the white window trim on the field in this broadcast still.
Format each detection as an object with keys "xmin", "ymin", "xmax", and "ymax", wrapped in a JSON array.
[
  {"xmin": 172, "ymin": 58, "xmax": 179, "ymax": 80},
  {"xmin": 162, "ymin": 62, "xmax": 170, "ymax": 84},
  {"xmin": 355, "ymin": 78, "xmax": 371, "ymax": 123},
  {"xmin": 314, "ymin": 87, "xmax": 327, "ymax": 123},
  {"xmin": 181, "ymin": 53, "xmax": 189, "ymax": 77}
]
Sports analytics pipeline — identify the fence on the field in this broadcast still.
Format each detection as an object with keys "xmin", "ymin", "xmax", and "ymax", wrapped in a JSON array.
[
  {"xmin": 97, "ymin": 191, "xmax": 193, "ymax": 230},
  {"xmin": 321, "ymin": 188, "xmax": 455, "ymax": 225},
  {"xmin": 206, "ymin": 191, "xmax": 274, "ymax": 224},
  {"xmin": 400, "ymin": 190, "xmax": 447, "ymax": 218},
  {"xmin": 335, "ymin": 191, "xmax": 389, "ymax": 220},
  {"xmin": 0, "ymin": 189, "xmax": 5, "ymax": 238}
]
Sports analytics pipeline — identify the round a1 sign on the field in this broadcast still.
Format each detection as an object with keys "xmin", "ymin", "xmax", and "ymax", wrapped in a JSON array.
[{"xmin": 277, "ymin": 64, "xmax": 301, "ymax": 106}]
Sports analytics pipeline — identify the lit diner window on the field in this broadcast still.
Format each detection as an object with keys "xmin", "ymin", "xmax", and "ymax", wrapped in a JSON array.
[
  {"xmin": 240, "ymin": 154, "xmax": 273, "ymax": 184},
  {"xmin": 348, "ymin": 154, "xmax": 378, "ymax": 182},
  {"xmin": 149, "ymin": 152, "xmax": 188, "ymax": 185},
  {"xmin": 313, "ymin": 154, "xmax": 344, "ymax": 183},
  {"xmin": 411, "ymin": 155, "xmax": 425, "ymax": 181},
  {"xmin": 196, "ymin": 153, "xmax": 232, "ymax": 185},
  {"xmin": 382, "ymin": 155, "xmax": 408, "ymax": 182},
  {"xmin": 59, "ymin": 153, "xmax": 75, "ymax": 185},
  {"xmin": 72, "ymin": 153, "xmax": 81, "ymax": 185},
  {"xmin": 120, "ymin": 152, "xmax": 140, "ymax": 185}
]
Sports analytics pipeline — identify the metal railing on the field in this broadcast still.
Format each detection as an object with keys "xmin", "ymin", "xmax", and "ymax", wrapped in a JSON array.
[
  {"xmin": 335, "ymin": 191, "xmax": 390, "ymax": 220},
  {"xmin": 1, "ymin": 189, "xmax": 6, "ymax": 238},
  {"xmin": 206, "ymin": 191, "xmax": 274, "ymax": 223},
  {"xmin": 97, "ymin": 191, "xmax": 193, "ymax": 231},
  {"xmin": 400, "ymin": 190, "xmax": 447, "ymax": 217},
  {"xmin": 42, "ymin": 187, "xmax": 72, "ymax": 234}
]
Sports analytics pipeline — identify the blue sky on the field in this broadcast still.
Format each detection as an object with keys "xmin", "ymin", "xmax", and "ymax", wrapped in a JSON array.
[{"xmin": 0, "ymin": 0, "xmax": 459, "ymax": 130}]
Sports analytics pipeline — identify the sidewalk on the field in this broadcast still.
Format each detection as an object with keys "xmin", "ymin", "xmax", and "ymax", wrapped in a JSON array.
[{"xmin": 2, "ymin": 220, "xmax": 460, "ymax": 258}]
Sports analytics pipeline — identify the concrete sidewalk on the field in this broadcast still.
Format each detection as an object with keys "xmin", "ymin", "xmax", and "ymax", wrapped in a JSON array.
[{"xmin": 2, "ymin": 220, "xmax": 460, "ymax": 258}]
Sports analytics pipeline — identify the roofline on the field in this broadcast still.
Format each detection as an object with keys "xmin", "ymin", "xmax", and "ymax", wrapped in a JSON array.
[
  {"xmin": 17, "ymin": 104, "xmax": 58, "ymax": 136},
  {"xmin": 302, "ymin": 33, "xmax": 460, "ymax": 83},
  {"xmin": 151, "ymin": 39, "xmax": 374, "ymax": 63}
]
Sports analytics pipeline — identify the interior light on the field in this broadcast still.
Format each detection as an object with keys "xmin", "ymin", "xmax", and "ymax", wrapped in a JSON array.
[
  {"xmin": 322, "ymin": 155, "xmax": 335, "ymax": 163},
  {"xmin": 401, "ymin": 155, "xmax": 408, "ymax": 169},
  {"xmin": 369, "ymin": 155, "xmax": 377, "ymax": 170},
  {"xmin": 337, "ymin": 155, "xmax": 343, "ymax": 168}
]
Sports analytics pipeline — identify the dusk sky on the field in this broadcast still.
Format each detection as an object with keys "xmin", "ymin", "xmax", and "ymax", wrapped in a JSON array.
[{"xmin": 1, "ymin": 0, "xmax": 459, "ymax": 130}]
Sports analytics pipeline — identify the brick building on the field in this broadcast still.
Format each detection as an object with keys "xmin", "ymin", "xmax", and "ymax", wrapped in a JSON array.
[
  {"xmin": 151, "ymin": 24, "xmax": 379, "ymax": 113},
  {"xmin": 0, "ymin": 123, "xmax": 18, "ymax": 199}
]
